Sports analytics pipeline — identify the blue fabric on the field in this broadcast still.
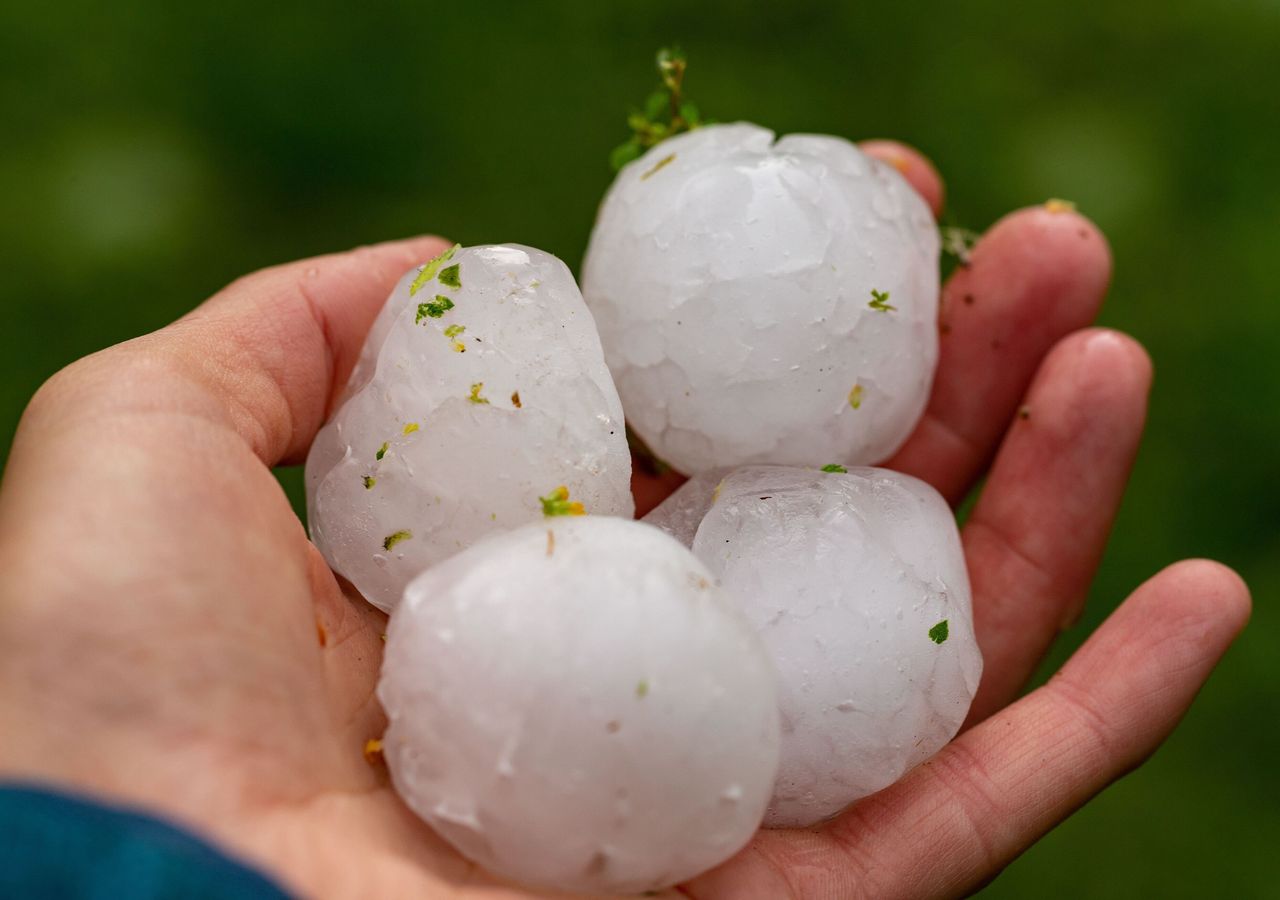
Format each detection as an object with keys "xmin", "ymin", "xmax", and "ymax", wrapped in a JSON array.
[{"xmin": 0, "ymin": 784, "xmax": 291, "ymax": 899}]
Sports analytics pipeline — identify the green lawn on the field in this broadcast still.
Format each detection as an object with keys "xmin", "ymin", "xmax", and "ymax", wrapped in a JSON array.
[{"xmin": 2, "ymin": 2, "xmax": 1276, "ymax": 895}]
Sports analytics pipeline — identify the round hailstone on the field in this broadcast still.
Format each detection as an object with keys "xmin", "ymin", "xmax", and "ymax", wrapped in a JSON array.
[
  {"xmin": 650, "ymin": 465, "xmax": 981, "ymax": 827},
  {"xmin": 306, "ymin": 244, "xmax": 632, "ymax": 612},
  {"xmin": 582, "ymin": 123, "xmax": 940, "ymax": 475},
  {"xmin": 378, "ymin": 516, "xmax": 781, "ymax": 895}
]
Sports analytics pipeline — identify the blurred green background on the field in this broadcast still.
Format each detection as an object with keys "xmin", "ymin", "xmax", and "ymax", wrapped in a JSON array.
[{"xmin": 1, "ymin": 1, "xmax": 1276, "ymax": 895}]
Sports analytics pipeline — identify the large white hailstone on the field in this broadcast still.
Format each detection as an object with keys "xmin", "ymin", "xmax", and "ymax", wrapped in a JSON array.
[
  {"xmin": 582, "ymin": 123, "xmax": 940, "ymax": 475},
  {"xmin": 649, "ymin": 465, "xmax": 981, "ymax": 827},
  {"xmin": 306, "ymin": 245, "xmax": 632, "ymax": 612},
  {"xmin": 378, "ymin": 516, "xmax": 781, "ymax": 895}
]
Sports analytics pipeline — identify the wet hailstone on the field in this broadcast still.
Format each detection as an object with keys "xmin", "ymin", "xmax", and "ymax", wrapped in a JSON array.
[
  {"xmin": 306, "ymin": 245, "xmax": 633, "ymax": 612},
  {"xmin": 644, "ymin": 465, "xmax": 982, "ymax": 827},
  {"xmin": 378, "ymin": 517, "xmax": 781, "ymax": 894},
  {"xmin": 582, "ymin": 123, "xmax": 940, "ymax": 474}
]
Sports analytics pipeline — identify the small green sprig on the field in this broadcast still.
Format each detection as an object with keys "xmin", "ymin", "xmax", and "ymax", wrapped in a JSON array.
[
  {"xmin": 821, "ymin": 464, "xmax": 848, "ymax": 473},
  {"xmin": 940, "ymin": 227, "xmax": 980, "ymax": 267},
  {"xmin": 868, "ymin": 289, "xmax": 896, "ymax": 312},
  {"xmin": 416, "ymin": 295, "xmax": 454, "ymax": 322},
  {"xmin": 383, "ymin": 530, "xmax": 412, "ymax": 551},
  {"xmin": 438, "ymin": 264, "xmax": 461, "ymax": 289},
  {"xmin": 848, "ymin": 384, "xmax": 864, "ymax": 410},
  {"xmin": 410, "ymin": 244, "xmax": 459, "ymax": 296},
  {"xmin": 611, "ymin": 46, "xmax": 706, "ymax": 171},
  {"xmin": 540, "ymin": 485, "xmax": 586, "ymax": 517},
  {"xmin": 928, "ymin": 620, "xmax": 950, "ymax": 644}
]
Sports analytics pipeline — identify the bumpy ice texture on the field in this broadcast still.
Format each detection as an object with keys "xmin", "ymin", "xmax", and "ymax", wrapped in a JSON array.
[
  {"xmin": 306, "ymin": 245, "xmax": 632, "ymax": 612},
  {"xmin": 378, "ymin": 517, "xmax": 781, "ymax": 895},
  {"xmin": 582, "ymin": 123, "xmax": 940, "ymax": 474},
  {"xmin": 673, "ymin": 465, "xmax": 981, "ymax": 827}
]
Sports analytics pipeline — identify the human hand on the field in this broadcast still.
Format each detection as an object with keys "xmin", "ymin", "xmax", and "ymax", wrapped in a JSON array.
[{"xmin": 0, "ymin": 142, "xmax": 1249, "ymax": 900}]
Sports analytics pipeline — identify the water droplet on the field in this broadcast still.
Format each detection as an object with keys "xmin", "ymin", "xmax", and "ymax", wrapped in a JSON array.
[
  {"xmin": 721, "ymin": 784, "xmax": 743, "ymax": 802},
  {"xmin": 836, "ymin": 700, "xmax": 856, "ymax": 712}
]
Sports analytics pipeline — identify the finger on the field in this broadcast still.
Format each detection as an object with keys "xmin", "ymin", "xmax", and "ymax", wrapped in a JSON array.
[
  {"xmin": 962, "ymin": 329, "xmax": 1152, "ymax": 723},
  {"xmin": 6, "ymin": 236, "xmax": 451, "ymax": 477},
  {"xmin": 828, "ymin": 559, "xmax": 1251, "ymax": 899},
  {"xmin": 884, "ymin": 204, "xmax": 1113, "ymax": 504},
  {"xmin": 684, "ymin": 559, "xmax": 1250, "ymax": 900},
  {"xmin": 0, "ymin": 236, "xmax": 449, "ymax": 566},
  {"xmin": 859, "ymin": 140, "xmax": 946, "ymax": 217},
  {"xmin": 182, "ymin": 235, "xmax": 453, "ymax": 465}
]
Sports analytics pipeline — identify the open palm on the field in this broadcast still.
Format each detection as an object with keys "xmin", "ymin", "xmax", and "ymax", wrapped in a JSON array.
[{"xmin": 0, "ymin": 142, "xmax": 1248, "ymax": 900}]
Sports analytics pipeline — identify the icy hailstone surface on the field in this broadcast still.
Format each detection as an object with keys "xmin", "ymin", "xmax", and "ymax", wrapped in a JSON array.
[
  {"xmin": 648, "ymin": 465, "xmax": 982, "ymax": 827},
  {"xmin": 582, "ymin": 123, "xmax": 941, "ymax": 474},
  {"xmin": 306, "ymin": 245, "xmax": 632, "ymax": 612},
  {"xmin": 379, "ymin": 516, "xmax": 781, "ymax": 895},
  {"xmin": 642, "ymin": 468, "xmax": 728, "ymax": 548}
]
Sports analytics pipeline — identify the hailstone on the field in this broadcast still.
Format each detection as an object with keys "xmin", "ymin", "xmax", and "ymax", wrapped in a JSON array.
[
  {"xmin": 582, "ymin": 123, "xmax": 940, "ymax": 474},
  {"xmin": 378, "ymin": 516, "xmax": 781, "ymax": 895},
  {"xmin": 646, "ymin": 465, "xmax": 981, "ymax": 827},
  {"xmin": 306, "ymin": 244, "xmax": 632, "ymax": 612}
]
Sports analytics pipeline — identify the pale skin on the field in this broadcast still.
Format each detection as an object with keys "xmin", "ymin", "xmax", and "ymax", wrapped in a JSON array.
[{"xmin": 0, "ymin": 142, "xmax": 1250, "ymax": 900}]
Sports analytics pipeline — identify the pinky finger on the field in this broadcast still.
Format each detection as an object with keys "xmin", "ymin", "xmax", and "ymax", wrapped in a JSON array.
[
  {"xmin": 683, "ymin": 561, "xmax": 1249, "ymax": 899},
  {"xmin": 823, "ymin": 559, "xmax": 1250, "ymax": 898}
]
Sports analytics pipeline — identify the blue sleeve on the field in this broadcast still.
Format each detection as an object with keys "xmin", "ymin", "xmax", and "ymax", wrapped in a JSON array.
[{"xmin": 0, "ymin": 784, "xmax": 291, "ymax": 899}]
